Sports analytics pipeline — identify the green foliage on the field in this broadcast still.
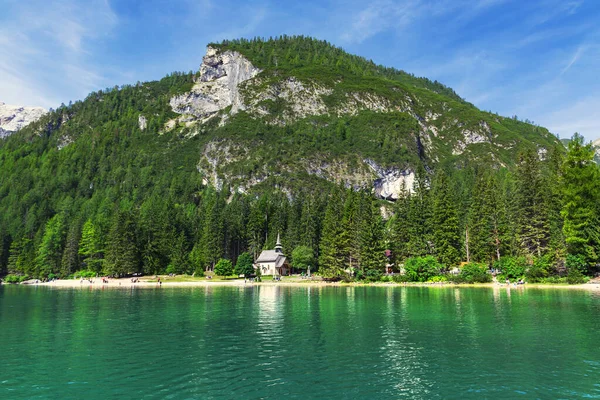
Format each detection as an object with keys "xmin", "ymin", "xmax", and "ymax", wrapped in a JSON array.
[
  {"xmin": 0, "ymin": 36, "xmax": 575, "ymax": 283},
  {"xmin": 565, "ymin": 254, "xmax": 587, "ymax": 274},
  {"xmin": 525, "ymin": 255, "xmax": 552, "ymax": 282},
  {"xmin": 566, "ymin": 268, "xmax": 587, "ymax": 285},
  {"xmin": 214, "ymin": 258, "xmax": 233, "ymax": 277},
  {"xmin": 494, "ymin": 256, "xmax": 527, "ymax": 279},
  {"xmin": 291, "ymin": 246, "xmax": 314, "ymax": 271},
  {"xmin": 104, "ymin": 209, "xmax": 140, "ymax": 276},
  {"xmin": 3, "ymin": 274, "xmax": 30, "ymax": 283},
  {"xmin": 234, "ymin": 252, "xmax": 254, "ymax": 277},
  {"xmin": 457, "ymin": 263, "xmax": 491, "ymax": 283},
  {"xmin": 403, "ymin": 256, "xmax": 442, "ymax": 282},
  {"xmin": 561, "ymin": 133, "xmax": 600, "ymax": 267},
  {"xmin": 74, "ymin": 270, "xmax": 96, "ymax": 278}
]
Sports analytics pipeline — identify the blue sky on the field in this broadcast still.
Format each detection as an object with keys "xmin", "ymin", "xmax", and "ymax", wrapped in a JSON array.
[{"xmin": 1, "ymin": 0, "xmax": 599, "ymax": 140}]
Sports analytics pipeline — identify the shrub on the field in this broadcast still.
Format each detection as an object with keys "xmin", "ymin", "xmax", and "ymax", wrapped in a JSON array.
[
  {"xmin": 3, "ymin": 274, "xmax": 30, "ymax": 283},
  {"xmin": 566, "ymin": 254, "xmax": 587, "ymax": 274},
  {"xmin": 391, "ymin": 274, "xmax": 410, "ymax": 283},
  {"xmin": 526, "ymin": 255, "xmax": 552, "ymax": 282},
  {"xmin": 234, "ymin": 252, "xmax": 254, "ymax": 277},
  {"xmin": 214, "ymin": 258, "xmax": 234, "ymax": 277},
  {"xmin": 74, "ymin": 270, "xmax": 96, "ymax": 278},
  {"xmin": 458, "ymin": 263, "xmax": 491, "ymax": 283},
  {"xmin": 566, "ymin": 268, "xmax": 587, "ymax": 285},
  {"xmin": 404, "ymin": 256, "xmax": 443, "ymax": 282},
  {"xmin": 494, "ymin": 256, "xmax": 527, "ymax": 279},
  {"xmin": 364, "ymin": 269, "xmax": 383, "ymax": 283},
  {"xmin": 427, "ymin": 275, "xmax": 448, "ymax": 283}
]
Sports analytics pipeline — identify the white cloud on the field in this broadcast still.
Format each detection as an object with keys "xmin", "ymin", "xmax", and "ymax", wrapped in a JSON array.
[{"xmin": 0, "ymin": 0, "xmax": 118, "ymax": 108}]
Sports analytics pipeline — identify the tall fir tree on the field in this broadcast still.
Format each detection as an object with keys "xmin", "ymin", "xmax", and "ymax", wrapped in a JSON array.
[
  {"xmin": 431, "ymin": 171, "xmax": 461, "ymax": 267},
  {"xmin": 35, "ymin": 214, "xmax": 66, "ymax": 277},
  {"xmin": 358, "ymin": 195, "xmax": 386, "ymax": 272},
  {"xmin": 79, "ymin": 219, "xmax": 105, "ymax": 272},
  {"xmin": 560, "ymin": 133, "xmax": 600, "ymax": 268},
  {"xmin": 61, "ymin": 222, "xmax": 82, "ymax": 276},
  {"xmin": 515, "ymin": 148, "xmax": 551, "ymax": 257},
  {"xmin": 104, "ymin": 209, "xmax": 140, "ymax": 276},
  {"xmin": 318, "ymin": 189, "xmax": 345, "ymax": 277}
]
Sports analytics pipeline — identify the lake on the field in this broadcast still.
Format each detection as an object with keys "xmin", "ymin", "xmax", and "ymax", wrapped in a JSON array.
[{"xmin": 1, "ymin": 285, "xmax": 599, "ymax": 399}]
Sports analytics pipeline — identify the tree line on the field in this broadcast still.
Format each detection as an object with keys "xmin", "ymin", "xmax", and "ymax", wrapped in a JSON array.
[{"xmin": 1, "ymin": 133, "xmax": 598, "ymax": 283}]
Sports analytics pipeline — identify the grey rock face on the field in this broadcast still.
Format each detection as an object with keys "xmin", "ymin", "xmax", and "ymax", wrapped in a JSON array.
[
  {"xmin": 170, "ymin": 46, "xmax": 262, "ymax": 119},
  {"xmin": 0, "ymin": 102, "xmax": 47, "ymax": 138}
]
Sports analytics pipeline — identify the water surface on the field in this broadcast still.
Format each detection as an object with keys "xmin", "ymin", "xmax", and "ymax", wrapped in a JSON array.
[{"xmin": 1, "ymin": 285, "xmax": 599, "ymax": 398}]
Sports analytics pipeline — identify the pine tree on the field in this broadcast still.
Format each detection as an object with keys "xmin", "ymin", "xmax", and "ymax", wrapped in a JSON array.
[
  {"xmin": 104, "ymin": 210, "xmax": 140, "ymax": 276},
  {"xmin": 61, "ymin": 223, "xmax": 82, "ymax": 276},
  {"xmin": 198, "ymin": 189, "xmax": 225, "ymax": 270},
  {"xmin": 339, "ymin": 190, "xmax": 360, "ymax": 272},
  {"xmin": 168, "ymin": 231, "xmax": 191, "ymax": 274},
  {"xmin": 431, "ymin": 171, "xmax": 461, "ymax": 267},
  {"xmin": 406, "ymin": 166, "xmax": 433, "ymax": 257},
  {"xmin": 390, "ymin": 181, "xmax": 410, "ymax": 262},
  {"xmin": 318, "ymin": 189, "xmax": 344, "ymax": 277},
  {"xmin": 358, "ymin": 195, "xmax": 386, "ymax": 272},
  {"xmin": 560, "ymin": 133, "xmax": 600, "ymax": 268},
  {"xmin": 79, "ymin": 219, "xmax": 104, "ymax": 272},
  {"xmin": 515, "ymin": 149, "xmax": 551, "ymax": 257},
  {"xmin": 35, "ymin": 214, "xmax": 66, "ymax": 277}
]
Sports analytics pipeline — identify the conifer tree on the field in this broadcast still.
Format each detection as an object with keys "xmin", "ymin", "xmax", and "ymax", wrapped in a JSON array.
[
  {"xmin": 79, "ymin": 219, "xmax": 104, "ymax": 272},
  {"xmin": 318, "ymin": 189, "xmax": 345, "ymax": 277},
  {"xmin": 35, "ymin": 214, "xmax": 66, "ymax": 277},
  {"xmin": 560, "ymin": 133, "xmax": 600, "ymax": 268},
  {"xmin": 358, "ymin": 195, "xmax": 386, "ymax": 272},
  {"xmin": 431, "ymin": 171, "xmax": 461, "ymax": 267},
  {"xmin": 61, "ymin": 223, "xmax": 82, "ymax": 276},
  {"xmin": 406, "ymin": 166, "xmax": 433, "ymax": 257},
  {"xmin": 104, "ymin": 210, "xmax": 140, "ymax": 276},
  {"xmin": 390, "ymin": 182, "xmax": 410, "ymax": 262},
  {"xmin": 515, "ymin": 148, "xmax": 550, "ymax": 257}
]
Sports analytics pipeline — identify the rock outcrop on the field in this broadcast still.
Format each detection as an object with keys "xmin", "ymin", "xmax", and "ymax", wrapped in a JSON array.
[
  {"xmin": 0, "ymin": 102, "xmax": 46, "ymax": 138},
  {"xmin": 170, "ymin": 46, "xmax": 261, "ymax": 119}
]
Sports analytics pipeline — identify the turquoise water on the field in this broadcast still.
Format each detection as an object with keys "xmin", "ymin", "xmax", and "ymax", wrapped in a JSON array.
[{"xmin": 1, "ymin": 285, "xmax": 600, "ymax": 399}]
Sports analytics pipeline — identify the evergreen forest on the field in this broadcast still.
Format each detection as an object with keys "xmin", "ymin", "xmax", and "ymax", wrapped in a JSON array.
[{"xmin": 0, "ymin": 36, "xmax": 598, "ymax": 284}]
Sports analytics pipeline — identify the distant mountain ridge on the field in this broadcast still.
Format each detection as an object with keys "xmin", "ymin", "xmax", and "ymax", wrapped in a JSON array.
[{"xmin": 0, "ymin": 102, "xmax": 46, "ymax": 138}]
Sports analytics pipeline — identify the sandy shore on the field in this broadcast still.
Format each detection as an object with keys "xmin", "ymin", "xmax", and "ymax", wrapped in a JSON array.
[{"xmin": 21, "ymin": 277, "xmax": 600, "ymax": 291}]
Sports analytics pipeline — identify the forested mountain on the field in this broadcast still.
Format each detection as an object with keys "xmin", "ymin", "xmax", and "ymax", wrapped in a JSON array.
[{"xmin": 1, "ymin": 36, "xmax": 598, "ymax": 282}]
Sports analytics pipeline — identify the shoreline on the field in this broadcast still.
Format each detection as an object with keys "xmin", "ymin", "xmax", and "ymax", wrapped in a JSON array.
[{"xmin": 5, "ymin": 277, "xmax": 599, "ymax": 291}]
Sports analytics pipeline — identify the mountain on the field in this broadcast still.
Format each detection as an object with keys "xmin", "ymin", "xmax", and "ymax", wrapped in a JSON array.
[
  {"xmin": 0, "ymin": 102, "xmax": 46, "ymax": 138},
  {"xmin": 0, "ymin": 36, "xmax": 582, "ymax": 280},
  {"xmin": 13, "ymin": 37, "xmax": 558, "ymax": 201}
]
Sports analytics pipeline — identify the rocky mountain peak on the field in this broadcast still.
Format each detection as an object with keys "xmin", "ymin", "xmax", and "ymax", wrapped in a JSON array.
[{"xmin": 0, "ymin": 102, "xmax": 47, "ymax": 138}]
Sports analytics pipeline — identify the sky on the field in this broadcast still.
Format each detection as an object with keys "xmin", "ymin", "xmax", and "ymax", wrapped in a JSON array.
[{"xmin": 1, "ymin": 0, "xmax": 599, "ymax": 141}]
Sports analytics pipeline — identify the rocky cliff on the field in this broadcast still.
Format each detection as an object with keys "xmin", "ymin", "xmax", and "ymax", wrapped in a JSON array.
[
  {"xmin": 166, "ymin": 42, "xmax": 560, "ymax": 199},
  {"xmin": 0, "ymin": 102, "xmax": 46, "ymax": 138}
]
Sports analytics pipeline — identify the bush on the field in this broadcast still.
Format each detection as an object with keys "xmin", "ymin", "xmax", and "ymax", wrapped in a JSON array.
[
  {"xmin": 234, "ymin": 252, "xmax": 255, "ymax": 277},
  {"xmin": 404, "ymin": 256, "xmax": 443, "ymax": 282},
  {"xmin": 458, "ymin": 263, "xmax": 491, "ymax": 283},
  {"xmin": 74, "ymin": 270, "xmax": 96, "ymax": 278},
  {"xmin": 3, "ymin": 274, "xmax": 30, "ymax": 283},
  {"xmin": 526, "ymin": 255, "xmax": 552, "ymax": 282},
  {"xmin": 364, "ymin": 269, "xmax": 383, "ymax": 283},
  {"xmin": 566, "ymin": 268, "xmax": 587, "ymax": 285},
  {"xmin": 566, "ymin": 254, "xmax": 587, "ymax": 274},
  {"xmin": 391, "ymin": 274, "xmax": 410, "ymax": 283},
  {"xmin": 427, "ymin": 275, "xmax": 448, "ymax": 283},
  {"xmin": 214, "ymin": 258, "xmax": 234, "ymax": 277},
  {"xmin": 494, "ymin": 256, "xmax": 527, "ymax": 279}
]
